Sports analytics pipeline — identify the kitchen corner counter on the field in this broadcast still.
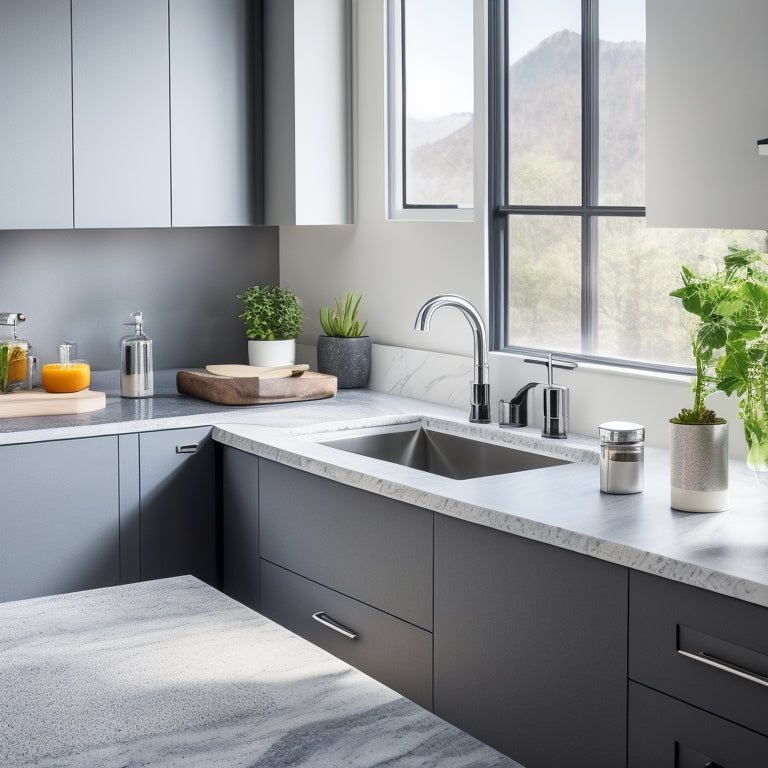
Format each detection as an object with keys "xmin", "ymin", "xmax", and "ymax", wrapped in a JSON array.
[
  {"xmin": 0, "ymin": 577, "xmax": 516, "ymax": 768},
  {"xmin": 213, "ymin": 410, "xmax": 768, "ymax": 611},
  {"xmin": 1, "ymin": 368, "xmax": 766, "ymax": 609}
]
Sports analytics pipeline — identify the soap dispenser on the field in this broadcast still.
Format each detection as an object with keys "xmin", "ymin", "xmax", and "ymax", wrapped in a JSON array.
[
  {"xmin": 524, "ymin": 354, "xmax": 578, "ymax": 438},
  {"xmin": 120, "ymin": 311, "xmax": 153, "ymax": 398}
]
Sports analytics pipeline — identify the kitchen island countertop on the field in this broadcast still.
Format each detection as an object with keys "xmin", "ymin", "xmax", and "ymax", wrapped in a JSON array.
[{"xmin": 0, "ymin": 576, "xmax": 517, "ymax": 767}]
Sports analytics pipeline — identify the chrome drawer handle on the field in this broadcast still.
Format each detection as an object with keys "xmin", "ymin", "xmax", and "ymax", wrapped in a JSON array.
[
  {"xmin": 175, "ymin": 443, "xmax": 199, "ymax": 454},
  {"xmin": 311, "ymin": 611, "xmax": 358, "ymax": 640},
  {"xmin": 678, "ymin": 649, "xmax": 768, "ymax": 688}
]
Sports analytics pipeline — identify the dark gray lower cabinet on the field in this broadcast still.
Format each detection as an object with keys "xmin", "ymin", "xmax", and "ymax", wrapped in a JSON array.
[
  {"xmin": 258, "ymin": 458, "xmax": 433, "ymax": 631},
  {"xmin": 221, "ymin": 445, "xmax": 260, "ymax": 610},
  {"xmin": 257, "ymin": 458, "xmax": 434, "ymax": 708},
  {"xmin": 260, "ymin": 559, "xmax": 433, "ymax": 710},
  {"xmin": 629, "ymin": 570, "xmax": 768, "ymax": 763},
  {"xmin": 0, "ymin": 437, "xmax": 120, "ymax": 602},
  {"xmin": 629, "ymin": 681, "xmax": 768, "ymax": 767},
  {"xmin": 434, "ymin": 514, "xmax": 628, "ymax": 768},
  {"xmin": 138, "ymin": 427, "xmax": 217, "ymax": 586},
  {"xmin": 629, "ymin": 570, "xmax": 768, "ymax": 740}
]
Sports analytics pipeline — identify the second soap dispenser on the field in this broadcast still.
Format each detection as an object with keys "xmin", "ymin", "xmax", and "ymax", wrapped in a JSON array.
[
  {"xmin": 525, "ymin": 354, "xmax": 578, "ymax": 438},
  {"xmin": 120, "ymin": 311, "xmax": 153, "ymax": 398}
]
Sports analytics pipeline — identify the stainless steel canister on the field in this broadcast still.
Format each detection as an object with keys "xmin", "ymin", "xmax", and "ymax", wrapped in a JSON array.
[{"xmin": 599, "ymin": 421, "xmax": 645, "ymax": 494}]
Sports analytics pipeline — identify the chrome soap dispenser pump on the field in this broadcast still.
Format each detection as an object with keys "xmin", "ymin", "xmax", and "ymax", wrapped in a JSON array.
[
  {"xmin": 525, "ymin": 354, "xmax": 578, "ymax": 438},
  {"xmin": 120, "ymin": 311, "xmax": 153, "ymax": 398}
]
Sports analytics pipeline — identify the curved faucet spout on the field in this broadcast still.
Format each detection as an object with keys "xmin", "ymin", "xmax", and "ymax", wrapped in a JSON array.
[{"xmin": 414, "ymin": 294, "xmax": 490, "ymax": 423}]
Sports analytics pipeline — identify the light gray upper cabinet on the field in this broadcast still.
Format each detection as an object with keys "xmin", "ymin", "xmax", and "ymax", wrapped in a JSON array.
[
  {"xmin": 646, "ymin": 0, "xmax": 768, "ymax": 229},
  {"xmin": 263, "ymin": 0, "xmax": 353, "ymax": 225},
  {"xmin": 0, "ymin": 0, "xmax": 260, "ymax": 230},
  {"xmin": 169, "ymin": 0, "xmax": 261, "ymax": 227},
  {"xmin": 0, "ymin": 0, "xmax": 73, "ymax": 230},
  {"xmin": 72, "ymin": 0, "xmax": 171, "ymax": 228}
]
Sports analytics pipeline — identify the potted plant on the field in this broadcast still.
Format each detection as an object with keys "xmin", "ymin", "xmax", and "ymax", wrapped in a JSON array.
[
  {"xmin": 669, "ymin": 263, "xmax": 730, "ymax": 512},
  {"xmin": 237, "ymin": 285, "xmax": 305, "ymax": 367},
  {"xmin": 712, "ymin": 248, "xmax": 768, "ymax": 473},
  {"xmin": 317, "ymin": 292, "xmax": 370, "ymax": 388}
]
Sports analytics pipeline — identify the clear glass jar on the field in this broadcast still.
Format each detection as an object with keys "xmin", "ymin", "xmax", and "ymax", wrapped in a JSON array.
[{"xmin": 0, "ymin": 339, "xmax": 28, "ymax": 393}]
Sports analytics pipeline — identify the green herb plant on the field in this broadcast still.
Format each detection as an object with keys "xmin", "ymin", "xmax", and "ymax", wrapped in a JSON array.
[
  {"xmin": 670, "ymin": 247, "xmax": 768, "ymax": 469},
  {"xmin": 711, "ymin": 249, "xmax": 768, "ymax": 469},
  {"xmin": 319, "ymin": 292, "xmax": 368, "ymax": 338},
  {"xmin": 237, "ymin": 285, "xmax": 305, "ymax": 341},
  {"xmin": 669, "ymin": 262, "xmax": 730, "ymax": 425}
]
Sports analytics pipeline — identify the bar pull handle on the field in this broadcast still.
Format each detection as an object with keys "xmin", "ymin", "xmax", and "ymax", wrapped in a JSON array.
[
  {"xmin": 678, "ymin": 649, "xmax": 768, "ymax": 688},
  {"xmin": 175, "ymin": 443, "xmax": 199, "ymax": 454},
  {"xmin": 312, "ymin": 611, "xmax": 358, "ymax": 640}
]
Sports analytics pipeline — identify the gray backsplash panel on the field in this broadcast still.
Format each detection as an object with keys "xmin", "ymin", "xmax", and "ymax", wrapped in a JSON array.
[{"xmin": 0, "ymin": 226, "xmax": 279, "ymax": 370}]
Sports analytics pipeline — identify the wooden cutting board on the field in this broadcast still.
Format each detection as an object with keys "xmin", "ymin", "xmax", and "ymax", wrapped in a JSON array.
[
  {"xmin": 0, "ymin": 389, "xmax": 106, "ymax": 419},
  {"xmin": 176, "ymin": 369, "xmax": 337, "ymax": 406},
  {"xmin": 205, "ymin": 363, "xmax": 309, "ymax": 378}
]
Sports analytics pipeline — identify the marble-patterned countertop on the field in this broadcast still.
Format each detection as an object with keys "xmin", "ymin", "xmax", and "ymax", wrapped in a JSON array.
[
  {"xmin": 1, "ymin": 369, "xmax": 767, "ymax": 609},
  {"xmin": 0, "ymin": 576, "xmax": 516, "ymax": 768},
  {"xmin": 213, "ymin": 410, "xmax": 768, "ymax": 610}
]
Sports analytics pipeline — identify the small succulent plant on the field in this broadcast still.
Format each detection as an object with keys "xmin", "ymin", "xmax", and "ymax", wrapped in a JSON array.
[{"xmin": 319, "ymin": 292, "xmax": 368, "ymax": 338}]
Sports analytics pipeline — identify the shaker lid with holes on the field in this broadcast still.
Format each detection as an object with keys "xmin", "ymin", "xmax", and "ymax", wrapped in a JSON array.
[{"xmin": 599, "ymin": 421, "xmax": 645, "ymax": 443}]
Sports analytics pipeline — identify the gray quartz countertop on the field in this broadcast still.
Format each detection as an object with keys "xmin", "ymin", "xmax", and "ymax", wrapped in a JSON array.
[
  {"xmin": 0, "ymin": 576, "xmax": 516, "ymax": 768},
  {"xmin": 1, "ymin": 369, "xmax": 767, "ymax": 609}
]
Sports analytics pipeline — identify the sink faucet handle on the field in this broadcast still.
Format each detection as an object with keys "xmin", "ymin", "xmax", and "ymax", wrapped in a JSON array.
[
  {"xmin": 524, "ymin": 354, "xmax": 578, "ymax": 371},
  {"xmin": 498, "ymin": 382, "xmax": 538, "ymax": 428},
  {"xmin": 524, "ymin": 354, "xmax": 577, "ymax": 439}
]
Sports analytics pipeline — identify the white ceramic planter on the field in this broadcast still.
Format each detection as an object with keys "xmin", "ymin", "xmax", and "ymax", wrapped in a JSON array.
[
  {"xmin": 247, "ymin": 339, "xmax": 296, "ymax": 367},
  {"xmin": 669, "ymin": 421, "xmax": 729, "ymax": 512}
]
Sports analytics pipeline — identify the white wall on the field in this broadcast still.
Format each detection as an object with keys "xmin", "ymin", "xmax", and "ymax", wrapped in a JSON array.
[{"xmin": 279, "ymin": 0, "xmax": 748, "ymax": 460}]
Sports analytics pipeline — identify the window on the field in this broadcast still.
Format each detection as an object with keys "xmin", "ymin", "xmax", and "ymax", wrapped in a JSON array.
[
  {"xmin": 489, "ymin": 0, "xmax": 768, "ymax": 371},
  {"xmin": 388, "ymin": 0, "xmax": 474, "ymax": 219}
]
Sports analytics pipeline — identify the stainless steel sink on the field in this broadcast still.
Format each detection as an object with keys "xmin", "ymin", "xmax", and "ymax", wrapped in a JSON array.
[{"xmin": 319, "ymin": 424, "xmax": 570, "ymax": 480}]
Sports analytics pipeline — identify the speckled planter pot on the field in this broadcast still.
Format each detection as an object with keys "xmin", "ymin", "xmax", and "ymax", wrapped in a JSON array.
[
  {"xmin": 316, "ymin": 336, "xmax": 371, "ymax": 389},
  {"xmin": 670, "ymin": 421, "xmax": 729, "ymax": 513}
]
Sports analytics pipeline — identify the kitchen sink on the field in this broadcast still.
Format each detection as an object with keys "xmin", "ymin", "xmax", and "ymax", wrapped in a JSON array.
[{"xmin": 318, "ymin": 423, "xmax": 570, "ymax": 480}]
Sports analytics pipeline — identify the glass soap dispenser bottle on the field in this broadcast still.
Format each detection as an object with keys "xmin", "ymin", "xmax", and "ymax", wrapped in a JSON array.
[{"xmin": 120, "ymin": 311, "xmax": 153, "ymax": 398}]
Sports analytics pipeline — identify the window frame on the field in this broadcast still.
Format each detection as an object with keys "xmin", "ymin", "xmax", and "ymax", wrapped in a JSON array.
[
  {"xmin": 488, "ymin": 0, "xmax": 689, "ymax": 374},
  {"xmin": 386, "ymin": 0, "xmax": 474, "ymax": 221}
]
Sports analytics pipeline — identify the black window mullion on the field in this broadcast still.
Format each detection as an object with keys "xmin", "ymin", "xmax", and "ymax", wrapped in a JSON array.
[
  {"xmin": 582, "ymin": 0, "xmax": 599, "ymax": 356},
  {"xmin": 488, "ymin": 0, "xmax": 508, "ymax": 350}
]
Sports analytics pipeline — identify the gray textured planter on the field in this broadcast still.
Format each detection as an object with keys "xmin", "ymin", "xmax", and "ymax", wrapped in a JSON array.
[
  {"xmin": 316, "ymin": 336, "xmax": 371, "ymax": 389},
  {"xmin": 670, "ymin": 421, "xmax": 729, "ymax": 512}
]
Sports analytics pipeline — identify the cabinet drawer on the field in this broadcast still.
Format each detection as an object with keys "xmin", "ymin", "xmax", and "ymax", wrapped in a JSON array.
[
  {"xmin": 629, "ymin": 682, "xmax": 768, "ymax": 767},
  {"xmin": 629, "ymin": 571, "xmax": 768, "ymax": 737},
  {"xmin": 258, "ymin": 459, "xmax": 433, "ymax": 630},
  {"xmin": 259, "ymin": 559, "xmax": 433, "ymax": 711}
]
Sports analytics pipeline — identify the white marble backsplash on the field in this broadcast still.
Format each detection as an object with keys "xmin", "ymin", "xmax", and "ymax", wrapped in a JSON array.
[{"xmin": 297, "ymin": 342, "xmax": 472, "ymax": 408}]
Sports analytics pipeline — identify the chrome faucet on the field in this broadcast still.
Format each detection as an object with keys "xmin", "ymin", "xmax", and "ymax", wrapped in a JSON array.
[{"xmin": 414, "ymin": 294, "xmax": 491, "ymax": 423}]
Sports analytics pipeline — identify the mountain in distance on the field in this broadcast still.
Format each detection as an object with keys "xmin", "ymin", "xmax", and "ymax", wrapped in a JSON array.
[
  {"xmin": 407, "ymin": 113, "xmax": 472, "ymax": 150},
  {"xmin": 406, "ymin": 29, "xmax": 646, "ymax": 206}
]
